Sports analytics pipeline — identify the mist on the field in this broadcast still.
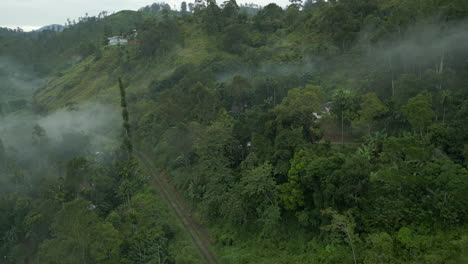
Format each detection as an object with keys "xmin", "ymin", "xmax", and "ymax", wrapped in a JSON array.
[
  {"xmin": 0, "ymin": 103, "xmax": 121, "ymax": 162},
  {"xmin": 0, "ymin": 57, "xmax": 46, "ymax": 114},
  {"xmin": 217, "ymin": 18, "xmax": 468, "ymax": 92},
  {"xmin": 0, "ymin": 57, "xmax": 121, "ymax": 193},
  {"xmin": 215, "ymin": 57, "xmax": 320, "ymax": 82},
  {"xmin": 362, "ymin": 18, "xmax": 468, "ymax": 73}
]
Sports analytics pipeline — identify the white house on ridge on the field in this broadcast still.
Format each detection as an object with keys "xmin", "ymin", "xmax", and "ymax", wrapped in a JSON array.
[{"xmin": 108, "ymin": 36, "xmax": 128, "ymax": 46}]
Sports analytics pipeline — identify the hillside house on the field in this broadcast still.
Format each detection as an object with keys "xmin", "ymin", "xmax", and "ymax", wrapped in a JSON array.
[
  {"xmin": 108, "ymin": 36, "xmax": 128, "ymax": 46},
  {"xmin": 313, "ymin": 102, "xmax": 333, "ymax": 121}
]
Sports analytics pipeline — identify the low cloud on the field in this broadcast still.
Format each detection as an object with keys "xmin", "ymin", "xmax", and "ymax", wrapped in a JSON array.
[
  {"xmin": 362, "ymin": 18, "xmax": 468, "ymax": 72},
  {"xmin": 0, "ymin": 57, "xmax": 121, "ymax": 190}
]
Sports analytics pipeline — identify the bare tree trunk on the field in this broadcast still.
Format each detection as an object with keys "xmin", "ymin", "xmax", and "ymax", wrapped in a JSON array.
[
  {"xmin": 443, "ymin": 104, "xmax": 446, "ymax": 124},
  {"xmin": 157, "ymin": 244, "xmax": 161, "ymax": 264},
  {"xmin": 438, "ymin": 53, "xmax": 445, "ymax": 90},
  {"xmin": 439, "ymin": 53, "xmax": 445, "ymax": 74},
  {"xmin": 345, "ymin": 230, "xmax": 357, "ymax": 264},
  {"xmin": 273, "ymin": 86, "xmax": 276, "ymax": 106},
  {"xmin": 389, "ymin": 55, "xmax": 395, "ymax": 97},
  {"xmin": 341, "ymin": 110, "xmax": 344, "ymax": 147}
]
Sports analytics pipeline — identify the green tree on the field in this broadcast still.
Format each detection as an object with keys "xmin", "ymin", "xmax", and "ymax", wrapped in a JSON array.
[
  {"xmin": 181, "ymin": 1, "xmax": 188, "ymax": 13},
  {"xmin": 90, "ymin": 222, "xmax": 122, "ymax": 264},
  {"xmin": 221, "ymin": 24, "xmax": 249, "ymax": 54},
  {"xmin": 201, "ymin": 0, "xmax": 223, "ymax": 33},
  {"xmin": 273, "ymin": 85, "xmax": 325, "ymax": 143},
  {"xmin": 118, "ymin": 78, "xmax": 132, "ymax": 157},
  {"xmin": 221, "ymin": 0, "xmax": 240, "ymax": 24},
  {"xmin": 224, "ymin": 162, "xmax": 280, "ymax": 232},
  {"xmin": 32, "ymin": 124, "xmax": 47, "ymax": 146},
  {"xmin": 38, "ymin": 200, "xmax": 102, "ymax": 264},
  {"xmin": 289, "ymin": 0, "xmax": 303, "ymax": 8},
  {"xmin": 353, "ymin": 93, "xmax": 387, "ymax": 135},
  {"xmin": 191, "ymin": 111, "xmax": 236, "ymax": 220},
  {"xmin": 120, "ymin": 192, "xmax": 173, "ymax": 263},
  {"xmin": 189, "ymin": 82, "xmax": 219, "ymax": 123},
  {"xmin": 78, "ymin": 41, "xmax": 97, "ymax": 58},
  {"xmin": 138, "ymin": 17, "xmax": 182, "ymax": 57},
  {"xmin": 225, "ymin": 75, "xmax": 252, "ymax": 109},
  {"xmin": 440, "ymin": 89, "xmax": 451, "ymax": 123},
  {"xmin": 322, "ymin": 208, "xmax": 358, "ymax": 264},
  {"xmin": 401, "ymin": 92, "xmax": 435, "ymax": 136},
  {"xmin": 64, "ymin": 157, "xmax": 90, "ymax": 199},
  {"xmin": 278, "ymin": 150, "xmax": 308, "ymax": 211},
  {"xmin": 254, "ymin": 3, "xmax": 284, "ymax": 32},
  {"xmin": 395, "ymin": 73, "xmax": 424, "ymax": 101},
  {"xmin": 127, "ymin": 228, "xmax": 169, "ymax": 264},
  {"xmin": 363, "ymin": 232, "xmax": 395, "ymax": 264},
  {"xmin": 331, "ymin": 89, "xmax": 359, "ymax": 145},
  {"xmin": 279, "ymin": 148, "xmax": 344, "ymax": 226}
]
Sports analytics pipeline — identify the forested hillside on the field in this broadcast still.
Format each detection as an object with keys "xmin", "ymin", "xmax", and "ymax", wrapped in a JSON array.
[{"xmin": 1, "ymin": 0, "xmax": 468, "ymax": 263}]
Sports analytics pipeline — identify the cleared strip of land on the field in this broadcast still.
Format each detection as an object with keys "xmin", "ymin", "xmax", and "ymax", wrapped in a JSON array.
[{"xmin": 135, "ymin": 151, "xmax": 219, "ymax": 264}]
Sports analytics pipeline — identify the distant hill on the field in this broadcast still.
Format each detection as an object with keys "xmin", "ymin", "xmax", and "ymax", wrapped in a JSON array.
[{"xmin": 34, "ymin": 24, "xmax": 66, "ymax": 32}]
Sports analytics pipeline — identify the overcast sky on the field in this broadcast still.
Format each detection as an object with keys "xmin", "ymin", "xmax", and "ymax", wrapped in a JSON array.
[{"xmin": 0, "ymin": 0, "xmax": 290, "ymax": 31}]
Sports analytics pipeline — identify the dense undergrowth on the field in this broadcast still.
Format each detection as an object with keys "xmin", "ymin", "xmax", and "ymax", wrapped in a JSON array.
[{"xmin": 1, "ymin": 0, "xmax": 468, "ymax": 263}]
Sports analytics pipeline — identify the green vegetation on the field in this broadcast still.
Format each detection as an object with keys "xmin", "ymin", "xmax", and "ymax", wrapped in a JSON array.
[{"xmin": 1, "ymin": 0, "xmax": 468, "ymax": 263}]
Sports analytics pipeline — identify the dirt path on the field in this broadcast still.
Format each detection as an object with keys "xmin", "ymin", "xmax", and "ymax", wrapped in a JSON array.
[{"xmin": 134, "ymin": 151, "xmax": 219, "ymax": 264}]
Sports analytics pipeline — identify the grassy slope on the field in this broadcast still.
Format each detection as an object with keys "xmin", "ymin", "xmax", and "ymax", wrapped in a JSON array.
[{"xmin": 34, "ymin": 17, "xmax": 213, "ymax": 109}]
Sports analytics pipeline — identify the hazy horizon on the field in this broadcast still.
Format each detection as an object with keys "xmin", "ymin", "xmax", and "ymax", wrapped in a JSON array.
[{"xmin": 0, "ymin": 0, "xmax": 290, "ymax": 31}]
